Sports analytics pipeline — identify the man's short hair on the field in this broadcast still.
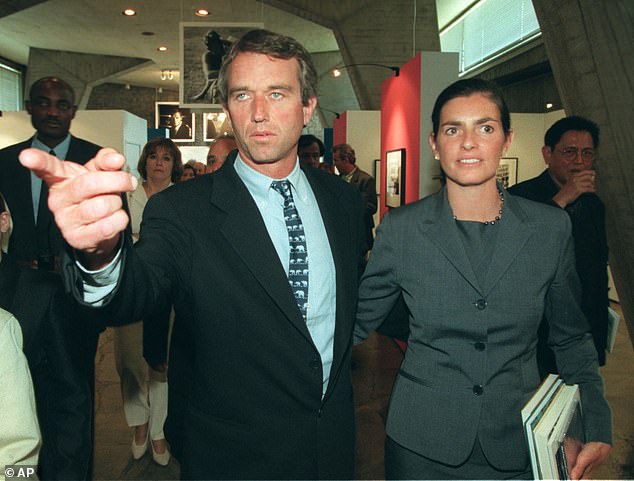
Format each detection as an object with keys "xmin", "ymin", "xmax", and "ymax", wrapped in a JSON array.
[
  {"xmin": 544, "ymin": 116, "xmax": 600, "ymax": 149},
  {"xmin": 29, "ymin": 76, "xmax": 76, "ymax": 105},
  {"xmin": 332, "ymin": 143, "xmax": 356, "ymax": 164},
  {"xmin": 298, "ymin": 134, "xmax": 325, "ymax": 157},
  {"xmin": 217, "ymin": 29, "xmax": 318, "ymax": 107}
]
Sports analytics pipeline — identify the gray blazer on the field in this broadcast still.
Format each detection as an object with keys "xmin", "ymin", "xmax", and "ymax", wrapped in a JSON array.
[{"xmin": 355, "ymin": 186, "xmax": 611, "ymax": 471}]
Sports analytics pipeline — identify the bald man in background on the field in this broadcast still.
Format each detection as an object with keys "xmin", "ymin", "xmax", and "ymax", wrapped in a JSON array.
[{"xmin": 205, "ymin": 135, "xmax": 238, "ymax": 173}]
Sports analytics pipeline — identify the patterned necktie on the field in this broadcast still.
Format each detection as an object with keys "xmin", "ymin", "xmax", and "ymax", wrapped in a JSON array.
[{"xmin": 271, "ymin": 180, "xmax": 309, "ymax": 321}]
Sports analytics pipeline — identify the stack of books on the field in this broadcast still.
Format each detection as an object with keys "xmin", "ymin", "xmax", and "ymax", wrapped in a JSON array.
[{"xmin": 522, "ymin": 374, "xmax": 585, "ymax": 480}]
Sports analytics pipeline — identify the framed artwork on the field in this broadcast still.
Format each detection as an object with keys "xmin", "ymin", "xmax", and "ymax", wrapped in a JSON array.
[
  {"xmin": 203, "ymin": 111, "xmax": 233, "ymax": 141},
  {"xmin": 373, "ymin": 158, "xmax": 381, "ymax": 198},
  {"xmin": 180, "ymin": 22, "xmax": 262, "ymax": 109},
  {"xmin": 155, "ymin": 102, "xmax": 195, "ymax": 143},
  {"xmin": 385, "ymin": 148, "xmax": 405, "ymax": 208},
  {"xmin": 497, "ymin": 157, "xmax": 518, "ymax": 189}
]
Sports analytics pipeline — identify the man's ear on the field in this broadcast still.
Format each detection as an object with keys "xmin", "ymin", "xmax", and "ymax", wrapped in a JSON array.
[
  {"xmin": 0, "ymin": 211, "xmax": 10, "ymax": 234},
  {"xmin": 542, "ymin": 145, "xmax": 552, "ymax": 166}
]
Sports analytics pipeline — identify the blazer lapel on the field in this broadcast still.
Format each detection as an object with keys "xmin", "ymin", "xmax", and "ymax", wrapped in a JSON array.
[
  {"xmin": 482, "ymin": 190, "xmax": 531, "ymax": 296},
  {"xmin": 422, "ymin": 188, "xmax": 484, "ymax": 295},
  {"xmin": 211, "ymin": 162, "xmax": 312, "ymax": 341}
]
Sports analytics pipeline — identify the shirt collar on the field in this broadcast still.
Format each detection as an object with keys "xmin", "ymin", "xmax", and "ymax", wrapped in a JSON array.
[
  {"xmin": 234, "ymin": 154, "xmax": 308, "ymax": 203},
  {"xmin": 31, "ymin": 133, "xmax": 72, "ymax": 159}
]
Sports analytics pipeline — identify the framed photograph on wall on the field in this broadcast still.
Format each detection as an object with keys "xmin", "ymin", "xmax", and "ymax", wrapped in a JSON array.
[
  {"xmin": 497, "ymin": 157, "xmax": 518, "ymax": 189},
  {"xmin": 155, "ymin": 102, "xmax": 195, "ymax": 143},
  {"xmin": 374, "ymin": 158, "xmax": 381, "ymax": 198},
  {"xmin": 180, "ymin": 22, "xmax": 262, "ymax": 109},
  {"xmin": 385, "ymin": 148, "xmax": 406, "ymax": 208},
  {"xmin": 203, "ymin": 111, "xmax": 233, "ymax": 141}
]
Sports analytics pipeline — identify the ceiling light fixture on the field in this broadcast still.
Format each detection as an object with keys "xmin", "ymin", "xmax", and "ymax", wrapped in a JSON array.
[
  {"xmin": 546, "ymin": 102, "xmax": 554, "ymax": 109},
  {"xmin": 157, "ymin": 46, "xmax": 168, "ymax": 52},
  {"xmin": 195, "ymin": 9, "xmax": 210, "ymax": 16},
  {"xmin": 332, "ymin": 63, "xmax": 400, "ymax": 78},
  {"xmin": 122, "ymin": 8, "xmax": 136, "ymax": 16}
]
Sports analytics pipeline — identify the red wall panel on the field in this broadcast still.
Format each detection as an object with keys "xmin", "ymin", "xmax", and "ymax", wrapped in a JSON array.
[{"xmin": 380, "ymin": 54, "xmax": 422, "ymax": 217}]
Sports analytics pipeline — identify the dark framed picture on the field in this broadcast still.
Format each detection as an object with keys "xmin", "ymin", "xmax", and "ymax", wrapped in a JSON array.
[
  {"xmin": 155, "ymin": 102, "xmax": 195, "ymax": 143},
  {"xmin": 180, "ymin": 22, "xmax": 262, "ymax": 109},
  {"xmin": 385, "ymin": 148, "xmax": 405, "ymax": 208},
  {"xmin": 373, "ymin": 158, "xmax": 381, "ymax": 198},
  {"xmin": 203, "ymin": 111, "xmax": 233, "ymax": 141},
  {"xmin": 497, "ymin": 157, "xmax": 518, "ymax": 189}
]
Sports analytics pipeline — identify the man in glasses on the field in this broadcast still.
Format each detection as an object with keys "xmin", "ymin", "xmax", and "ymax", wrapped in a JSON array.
[{"xmin": 510, "ymin": 115, "xmax": 608, "ymax": 375}]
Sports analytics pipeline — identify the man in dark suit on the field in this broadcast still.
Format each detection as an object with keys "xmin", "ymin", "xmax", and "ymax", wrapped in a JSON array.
[
  {"xmin": 510, "ymin": 116, "xmax": 608, "ymax": 375},
  {"xmin": 0, "ymin": 191, "xmax": 95, "ymax": 480},
  {"xmin": 170, "ymin": 110, "xmax": 192, "ymax": 140},
  {"xmin": 0, "ymin": 76, "xmax": 101, "ymax": 271},
  {"xmin": 333, "ymin": 143, "xmax": 377, "ymax": 252},
  {"xmin": 21, "ymin": 29, "xmax": 366, "ymax": 480}
]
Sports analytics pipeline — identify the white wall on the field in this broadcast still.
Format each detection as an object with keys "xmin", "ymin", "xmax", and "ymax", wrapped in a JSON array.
[
  {"xmin": 344, "ymin": 110, "xmax": 381, "ymax": 176},
  {"xmin": 0, "ymin": 110, "xmax": 147, "ymax": 174},
  {"xmin": 508, "ymin": 110, "xmax": 565, "ymax": 183},
  {"xmin": 341, "ymin": 110, "xmax": 381, "ymax": 227}
]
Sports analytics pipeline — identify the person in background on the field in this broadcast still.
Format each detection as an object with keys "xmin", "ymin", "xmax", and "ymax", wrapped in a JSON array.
[
  {"xmin": 0, "ymin": 306, "xmax": 40, "ymax": 472},
  {"xmin": 297, "ymin": 134, "xmax": 324, "ymax": 168},
  {"xmin": 333, "ymin": 143, "xmax": 377, "ymax": 252},
  {"xmin": 205, "ymin": 135, "xmax": 238, "ymax": 173},
  {"xmin": 509, "ymin": 116, "xmax": 609, "ymax": 376},
  {"xmin": 354, "ymin": 78, "xmax": 611, "ymax": 480},
  {"xmin": 1, "ymin": 191, "xmax": 93, "ymax": 480},
  {"xmin": 114, "ymin": 138, "xmax": 182, "ymax": 466},
  {"xmin": 180, "ymin": 163, "xmax": 196, "ymax": 181},
  {"xmin": 0, "ymin": 76, "xmax": 101, "ymax": 271},
  {"xmin": 20, "ymin": 28, "xmax": 366, "ymax": 480},
  {"xmin": 194, "ymin": 161, "xmax": 206, "ymax": 176}
]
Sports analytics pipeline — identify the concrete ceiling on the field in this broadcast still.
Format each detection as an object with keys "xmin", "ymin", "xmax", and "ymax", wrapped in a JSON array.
[{"xmin": 0, "ymin": 0, "xmax": 465, "ymax": 116}]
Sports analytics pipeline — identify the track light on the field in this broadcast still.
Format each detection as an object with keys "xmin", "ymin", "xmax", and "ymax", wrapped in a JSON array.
[{"xmin": 332, "ymin": 64, "xmax": 400, "ymax": 78}]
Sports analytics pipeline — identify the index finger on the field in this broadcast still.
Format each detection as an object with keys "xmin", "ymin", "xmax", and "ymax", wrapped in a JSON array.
[{"xmin": 19, "ymin": 147, "xmax": 126, "ymax": 185}]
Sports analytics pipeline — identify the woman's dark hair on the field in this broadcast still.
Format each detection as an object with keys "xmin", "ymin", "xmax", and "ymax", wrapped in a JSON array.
[
  {"xmin": 0, "ymin": 191, "xmax": 6, "ymax": 213},
  {"xmin": 431, "ymin": 78, "xmax": 511, "ymax": 137},
  {"xmin": 137, "ymin": 138, "xmax": 183, "ymax": 182}
]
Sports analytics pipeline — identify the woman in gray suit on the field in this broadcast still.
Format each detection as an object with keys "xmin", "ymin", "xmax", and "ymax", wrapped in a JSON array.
[{"xmin": 355, "ymin": 79, "xmax": 611, "ymax": 479}]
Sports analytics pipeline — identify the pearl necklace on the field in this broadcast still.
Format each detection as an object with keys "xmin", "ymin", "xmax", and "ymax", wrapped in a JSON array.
[{"xmin": 453, "ymin": 189, "xmax": 504, "ymax": 225}]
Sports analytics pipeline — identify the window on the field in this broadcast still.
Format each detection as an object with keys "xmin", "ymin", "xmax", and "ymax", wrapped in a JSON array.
[
  {"xmin": 0, "ymin": 62, "xmax": 22, "ymax": 111},
  {"xmin": 440, "ymin": 0, "xmax": 541, "ymax": 75}
]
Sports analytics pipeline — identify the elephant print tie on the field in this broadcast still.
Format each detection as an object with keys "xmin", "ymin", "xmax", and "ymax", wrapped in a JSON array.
[{"xmin": 271, "ymin": 180, "xmax": 308, "ymax": 321}]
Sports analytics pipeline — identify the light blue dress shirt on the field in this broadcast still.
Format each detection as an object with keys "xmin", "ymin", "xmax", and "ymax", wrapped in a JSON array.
[
  {"xmin": 81, "ymin": 155, "xmax": 337, "ymax": 395},
  {"xmin": 30, "ymin": 134, "xmax": 71, "ymax": 223},
  {"xmin": 234, "ymin": 156, "xmax": 337, "ymax": 396}
]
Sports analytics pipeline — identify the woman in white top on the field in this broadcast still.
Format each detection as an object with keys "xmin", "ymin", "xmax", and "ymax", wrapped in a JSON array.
[
  {"xmin": 0, "ymin": 306, "xmax": 40, "ymax": 472},
  {"xmin": 114, "ymin": 138, "xmax": 183, "ymax": 466}
]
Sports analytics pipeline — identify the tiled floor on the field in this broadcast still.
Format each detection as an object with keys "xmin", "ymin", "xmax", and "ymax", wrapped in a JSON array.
[{"xmin": 92, "ymin": 302, "xmax": 633, "ymax": 480}]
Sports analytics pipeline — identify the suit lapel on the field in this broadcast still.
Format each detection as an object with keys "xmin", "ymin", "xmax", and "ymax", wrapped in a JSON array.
[
  {"xmin": 211, "ymin": 162, "xmax": 313, "ymax": 342},
  {"xmin": 482, "ymin": 191, "xmax": 531, "ymax": 296},
  {"xmin": 422, "ymin": 188, "xmax": 484, "ymax": 295}
]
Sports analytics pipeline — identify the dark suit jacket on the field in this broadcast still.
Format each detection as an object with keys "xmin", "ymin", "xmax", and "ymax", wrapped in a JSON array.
[
  {"xmin": 355, "ymin": 187, "xmax": 611, "ymax": 471},
  {"xmin": 348, "ymin": 167, "xmax": 377, "ymax": 250},
  {"xmin": 0, "ymin": 136, "xmax": 101, "ymax": 267},
  {"xmin": 68, "ymin": 158, "xmax": 366, "ymax": 479},
  {"xmin": 0, "ymin": 254, "xmax": 96, "ymax": 480},
  {"xmin": 510, "ymin": 170, "xmax": 609, "ymax": 367}
]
